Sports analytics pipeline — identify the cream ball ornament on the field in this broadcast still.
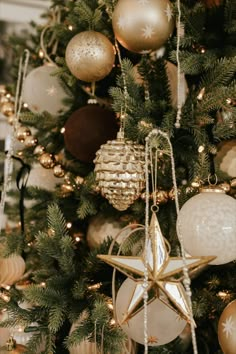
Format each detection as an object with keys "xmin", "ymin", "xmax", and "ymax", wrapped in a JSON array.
[
  {"xmin": 65, "ymin": 31, "xmax": 115, "ymax": 82},
  {"xmin": 116, "ymin": 278, "xmax": 187, "ymax": 346},
  {"xmin": 86, "ymin": 214, "xmax": 132, "ymax": 249},
  {"xmin": 177, "ymin": 187, "xmax": 236, "ymax": 265},
  {"xmin": 0, "ymin": 254, "xmax": 25, "ymax": 286},
  {"xmin": 22, "ymin": 64, "xmax": 70, "ymax": 115},
  {"xmin": 112, "ymin": 0, "xmax": 175, "ymax": 53},
  {"xmin": 218, "ymin": 300, "xmax": 236, "ymax": 354}
]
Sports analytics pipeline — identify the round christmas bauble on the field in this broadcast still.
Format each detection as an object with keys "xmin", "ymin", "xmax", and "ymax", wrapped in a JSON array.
[
  {"xmin": 22, "ymin": 64, "xmax": 70, "ymax": 115},
  {"xmin": 0, "ymin": 254, "xmax": 25, "ymax": 286},
  {"xmin": 0, "ymin": 101, "xmax": 14, "ymax": 117},
  {"xmin": 69, "ymin": 313, "xmax": 136, "ymax": 354},
  {"xmin": 115, "ymin": 278, "xmax": 187, "ymax": 346},
  {"xmin": 218, "ymin": 300, "xmax": 236, "ymax": 354},
  {"xmin": 24, "ymin": 135, "xmax": 38, "ymax": 148},
  {"xmin": 16, "ymin": 127, "xmax": 31, "ymax": 142},
  {"xmin": 64, "ymin": 105, "xmax": 118, "ymax": 163},
  {"xmin": 65, "ymin": 31, "xmax": 115, "ymax": 82},
  {"xmin": 86, "ymin": 214, "xmax": 131, "ymax": 249},
  {"xmin": 214, "ymin": 140, "xmax": 236, "ymax": 178},
  {"xmin": 177, "ymin": 187, "xmax": 236, "ymax": 265},
  {"xmin": 112, "ymin": 0, "xmax": 174, "ymax": 53}
]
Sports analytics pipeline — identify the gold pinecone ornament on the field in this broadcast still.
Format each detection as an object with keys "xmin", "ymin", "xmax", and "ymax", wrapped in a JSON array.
[{"xmin": 94, "ymin": 131, "xmax": 145, "ymax": 211}]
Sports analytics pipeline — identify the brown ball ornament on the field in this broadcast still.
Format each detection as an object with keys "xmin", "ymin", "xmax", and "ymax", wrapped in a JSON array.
[
  {"xmin": 65, "ymin": 31, "xmax": 115, "ymax": 82},
  {"xmin": 218, "ymin": 300, "xmax": 236, "ymax": 354},
  {"xmin": 112, "ymin": 0, "xmax": 175, "ymax": 53},
  {"xmin": 64, "ymin": 105, "xmax": 119, "ymax": 163}
]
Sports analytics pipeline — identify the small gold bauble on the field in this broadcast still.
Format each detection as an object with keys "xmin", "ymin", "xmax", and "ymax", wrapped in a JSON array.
[
  {"xmin": 75, "ymin": 176, "xmax": 84, "ymax": 185},
  {"xmin": 38, "ymin": 153, "xmax": 56, "ymax": 169},
  {"xmin": 53, "ymin": 164, "xmax": 65, "ymax": 178},
  {"xmin": 112, "ymin": 0, "xmax": 175, "ymax": 53},
  {"xmin": 16, "ymin": 127, "xmax": 31, "ymax": 142},
  {"xmin": 152, "ymin": 190, "xmax": 169, "ymax": 204},
  {"xmin": 61, "ymin": 183, "xmax": 74, "ymax": 193},
  {"xmin": 218, "ymin": 300, "xmax": 236, "ymax": 354},
  {"xmin": 24, "ymin": 135, "xmax": 38, "ymax": 148},
  {"xmin": 0, "ymin": 101, "xmax": 14, "ymax": 117},
  {"xmin": 65, "ymin": 30, "xmax": 115, "ymax": 82},
  {"xmin": 218, "ymin": 182, "xmax": 231, "ymax": 193},
  {"xmin": 34, "ymin": 145, "xmax": 45, "ymax": 156}
]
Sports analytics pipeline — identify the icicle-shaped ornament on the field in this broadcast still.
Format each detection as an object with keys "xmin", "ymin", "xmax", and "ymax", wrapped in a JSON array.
[{"xmin": 94, "ymin": 131, "xmax": 145, "ymax": 211}]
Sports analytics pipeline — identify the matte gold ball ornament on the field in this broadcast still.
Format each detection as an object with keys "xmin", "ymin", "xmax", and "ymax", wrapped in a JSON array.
[
  {"xmin": 65, "ymin": 31, "xmax": 115, "ymax": 82},
  {"xmin": 218, "ymin": 300, "xmax": 236, "ymax": 354},
  {"xmin": 112, "ymin": 0, "xmax": 175, "ymax": 53}
]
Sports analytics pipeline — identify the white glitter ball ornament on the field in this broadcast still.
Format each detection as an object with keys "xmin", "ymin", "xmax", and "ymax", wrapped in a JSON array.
[
  {"xmin": 177, "ymin": 187, "xmax": 236, "ymax": 265},
  {"xmin": 22, "ymin": 64, "xmax": 70, "ymax": 115},
  {"xmin": 94, "ymin": 132, "xmax": 145, "ymax": 211}
]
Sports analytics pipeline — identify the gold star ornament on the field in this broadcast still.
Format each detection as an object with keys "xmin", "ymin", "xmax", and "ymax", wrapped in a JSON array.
[{"xmin": 98, "ymin": 212, "xmax": 215, "ymax": 323}]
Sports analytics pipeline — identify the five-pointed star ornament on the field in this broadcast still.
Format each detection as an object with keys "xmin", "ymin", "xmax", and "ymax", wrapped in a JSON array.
[{"xmin": 98, "ymin": 212, "xmax": 215, "ymax": 324}]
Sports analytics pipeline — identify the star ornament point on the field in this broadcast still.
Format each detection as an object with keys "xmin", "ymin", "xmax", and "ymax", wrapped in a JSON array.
[{"xmin": 98, "ymin": 212, "xmax": 215, "ymax": 323}]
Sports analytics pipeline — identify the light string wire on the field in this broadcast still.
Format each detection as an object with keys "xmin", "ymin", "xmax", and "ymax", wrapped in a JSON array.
[
  {"xmin": 0, "ymin": 49, "xmax": 30, "ymax": 233},
  {"xmin": 145, "ymin": 128, "xmax": 198, "ymax": 354},
  {"xmin": 175, "ymin": 0, "xmax": 183, "ymax": 129}
]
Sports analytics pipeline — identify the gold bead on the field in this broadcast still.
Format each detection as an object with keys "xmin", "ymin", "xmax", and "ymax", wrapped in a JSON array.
[
  {"xmin": 53, "ymin": 164, "xmax": 65, "ymax": 178},
  {"xmin": 39, "ymin": 153, "xmax": 55, "ymax": 169},
  {"xmin": 218, "ymin": 182, "xmax": 231, "ymax": 193},
  {"xmin": 16, "ymin": 126, "xmax": 31, "ymax": 142},
  {"xmin": 34, "ymin": 145, "xmax": 45, "ymax": 156},
  {"xmin": 24, "ymin": 135, "xmax": 38, "ymax": 148},
  {"xmin": 230, "ymin": 178, "xmax": 236, "ymax": 188},
  {"xmin": 0, "ymin": 101, "xmax": 14, "ymax": 117}
]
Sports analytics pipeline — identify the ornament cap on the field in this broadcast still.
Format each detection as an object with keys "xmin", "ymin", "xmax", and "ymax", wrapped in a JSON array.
[{"xmin": 200, "ymin": 185, "xmax": 225, "ymax": 194}]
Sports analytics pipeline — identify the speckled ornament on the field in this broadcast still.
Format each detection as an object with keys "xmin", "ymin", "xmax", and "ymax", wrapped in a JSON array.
[
  {"xmin": 64, "ymin": 105, "xmax": 119, "ymax": 163},
  {"xmin": 22, "ymin": 64, "xmax": 70, "ymax": 115},
  {"xmin": 65, "ymin": 31, "xmax": 115, "ymax": 82},
  {"xmin": 112, "ymin": 0, "xmax": 174, "ymax": 53},
  {"xmin": 177, "ymin": 187, "xmax": 236, "ymax": 265}
]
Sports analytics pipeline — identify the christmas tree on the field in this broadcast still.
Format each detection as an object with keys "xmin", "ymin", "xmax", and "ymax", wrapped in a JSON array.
[{"xmin": 0, "ymin": 0, "xmax": 236, "ymax": 353}]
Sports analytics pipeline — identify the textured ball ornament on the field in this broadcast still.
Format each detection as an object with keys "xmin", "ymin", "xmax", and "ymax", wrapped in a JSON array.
[
  {"xmin": 214, "ymin": 139, "xmax": 236, "ymax": 178},
  {"xmin": 22, "ymin": 64, "xmax": 70, "ymax": 115},
  {"xmin": 177, "ymin": 187, "xmax": 236, "ymax": 265},
  {"xmin": 115, "ymin": 278, "xmax": 187, "ymax": 346},
  {"xmin": 112, "ymin": 0, "xmax": 175, "ymax": 53},
  {"xmin": 218, "ymin": 300, "xmax": 236, "ymax": 354},
  {"xmin": 86, "ymin": 214, "xmax": 132, "ymax": 249},
  {"xmin": 38, "ymin": 153, "xmax": 56, "ymax": 169},
  {"xmin": 65, "ymin": 31, "xmax": 115, "ymax": 82},
  {"xmin": 0, "ymin": 255, "xmax": 25, "ymax": 286},
  {"xmin": 64, "ymin": 105, "xmax": 119, "ymax": 163},
  {"xmin": 94, "ymin": 131, "xmax": 145, "ymax": 211}
]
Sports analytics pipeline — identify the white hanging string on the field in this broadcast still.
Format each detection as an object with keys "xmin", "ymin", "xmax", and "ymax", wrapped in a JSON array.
[
  {"xmin": 175, "ymin": 0, "xmax": 185, "ymax": 129},
  {"xmin": 144, "ymin": 128, "xmax": 198, "ymax": 354},
  {"xmin": 0, "ymin": 49, "xmax": 30, "ymax": 233}
]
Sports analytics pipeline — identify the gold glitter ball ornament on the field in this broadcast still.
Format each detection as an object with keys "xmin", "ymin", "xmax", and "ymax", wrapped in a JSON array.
[
  {"xmin": 94, "ymin": 131, "xmax": 145, "ymax": 211},
  {"xmin": 112, "ymin": 0, "xmax": 175, "ymax": 54},
  {"xmin": 65, "ymin": 30, "xmax": 115, "ymax": 82}
]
